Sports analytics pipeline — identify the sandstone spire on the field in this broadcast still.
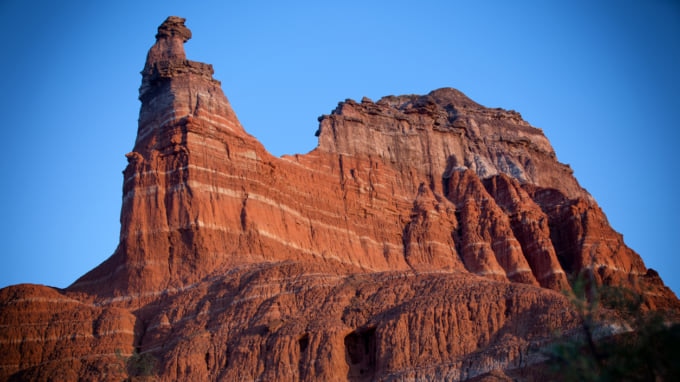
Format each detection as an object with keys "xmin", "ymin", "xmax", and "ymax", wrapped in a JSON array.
[
  {"xmin": 148, "ymin": 16, "xmax": 191, "ymax": 63},
  {"xmin": 139, "ymin": 16, "xmax": 192, "ymax": 101},
  {"xmin": 71, "ymin": 16, "xmax": 257, "ymax": 296}
]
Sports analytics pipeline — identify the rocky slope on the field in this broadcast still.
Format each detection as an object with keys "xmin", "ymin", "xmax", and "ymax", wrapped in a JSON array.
[{"xmin": 1, "ymin": 16, "xmax": 678, "ymax": 381}]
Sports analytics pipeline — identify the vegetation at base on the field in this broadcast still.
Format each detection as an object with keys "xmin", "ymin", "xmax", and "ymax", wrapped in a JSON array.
[
  {"xmin": 115, "ymin": 348, "xmax": 158, "ymax": 380},
  {"xmin": 546, "ymin": 271, "xmax": 680, "ymax": 381}
]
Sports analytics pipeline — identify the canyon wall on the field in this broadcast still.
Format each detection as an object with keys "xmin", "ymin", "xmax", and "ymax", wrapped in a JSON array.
[{"xmin": 1, "ymin": 17, "xmax": 677, "ymax": 381}]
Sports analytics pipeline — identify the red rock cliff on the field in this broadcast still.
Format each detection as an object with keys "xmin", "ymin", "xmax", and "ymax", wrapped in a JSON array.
[{"xmin": 1, "ymin": 16, "xmax": 678, "ymax": 381}]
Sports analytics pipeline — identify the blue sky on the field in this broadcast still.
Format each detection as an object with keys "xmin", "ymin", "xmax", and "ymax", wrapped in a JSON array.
[{"xmin": 1, "ymin": 1, "xmax": 678, "ymax": 296}]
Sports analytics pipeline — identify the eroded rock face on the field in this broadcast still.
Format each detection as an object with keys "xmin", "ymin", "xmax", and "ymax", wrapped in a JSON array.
[{"xmin": 1, "ymin": 16, "xmax": 678, "ymax": 381}]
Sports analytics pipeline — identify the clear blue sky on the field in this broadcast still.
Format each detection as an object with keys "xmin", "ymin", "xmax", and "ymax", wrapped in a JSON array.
[{"xmin": 1, "ymin": 1, "xmax": 678, "ymax": 296}]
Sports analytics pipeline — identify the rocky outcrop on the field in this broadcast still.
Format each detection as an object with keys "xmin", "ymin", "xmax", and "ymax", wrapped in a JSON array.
[
  {"xmin": 1, "ymin": 16, "xmax": 677, "ymax": 381},
  {"xmin": 0, "ymin": 284, "xmax": 136, "ymax": 381}
]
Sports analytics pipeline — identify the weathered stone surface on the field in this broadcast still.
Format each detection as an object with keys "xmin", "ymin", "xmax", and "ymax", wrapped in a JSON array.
[
  {"xmin": 1, "ymin": 16, "xmax": 678, "ymax": 381},
  {"xmin": 0, "ymin": 284, "xmax": 135, "ymax": 381}
]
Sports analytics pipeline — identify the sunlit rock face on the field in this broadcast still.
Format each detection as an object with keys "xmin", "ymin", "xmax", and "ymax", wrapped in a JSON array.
[{"xmin": 1, "ymin": 16, "xmax": 677, "ymax": 381}]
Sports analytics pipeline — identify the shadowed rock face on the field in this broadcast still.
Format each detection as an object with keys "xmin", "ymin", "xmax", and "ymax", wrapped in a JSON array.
[{"xmin": 1, "ymin": 16, "xmax": 678, "ymax": 381}]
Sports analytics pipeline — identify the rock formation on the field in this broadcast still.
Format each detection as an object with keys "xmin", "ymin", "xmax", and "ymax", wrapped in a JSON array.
[{"xmin": 1, "ymin": 16, "xmax": 678, "ymax": 381}]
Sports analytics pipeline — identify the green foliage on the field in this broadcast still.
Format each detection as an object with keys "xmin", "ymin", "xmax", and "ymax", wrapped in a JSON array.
[
  {"xmin": 546, "ymin": 271, "xmax": 680, "ymax": 381},
  {"xmin": 115, "ymin": 348, "xmax": 158, "ymax": 379}
]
